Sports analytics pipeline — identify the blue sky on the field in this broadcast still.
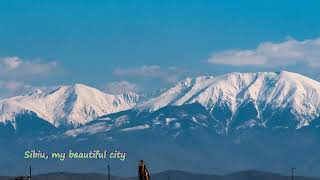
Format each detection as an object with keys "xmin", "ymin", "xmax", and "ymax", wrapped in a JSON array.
[{"xmin": 0, "ymin": 0, "xmax": 320, "ymax": 96}]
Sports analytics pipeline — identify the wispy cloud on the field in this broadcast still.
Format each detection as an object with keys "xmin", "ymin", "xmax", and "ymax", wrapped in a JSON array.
[
  {"xmin": 0, "ymin": 80, "xmax": 50, "ymax": 99},
  {"xmin": 0, "ymin": 81, "xmax": 29, "ymax": 92},
  {"xmin": 3, "ymin": 56, "xmax": 22, "ymax": 70},
  {"xmin": 103, "ymin": 80, "xmax": 140, "ymax": 94},
  {"xmin": 0, "ymin": 56, "xmax": 63, "ymax": 99},
  {"xmin": 113, "ymin": 65, "xmax": 187, "ymax": 83},
  {"xmin": 208, "ymin": 37, "xmax": 320, "ymax": 68},
  {"xmin": 0, "ymin": 56, "xmax": 61, "ymax": 80}
]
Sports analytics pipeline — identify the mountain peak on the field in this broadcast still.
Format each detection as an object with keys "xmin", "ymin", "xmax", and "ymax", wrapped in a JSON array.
[
  {"xmin": 71, "ymin": 83, "xmax": 94, "ymax": 90},
  {"xmin": 27, "ymin": 88, "xmax": 45, "ymax": 96},
  {"xmin": 0, "ymin": 83, "xmax": 140, "ymax": 127},
  {"xmin": 139, "ymin": 71, "xmax": 320, "ymax": 129}
]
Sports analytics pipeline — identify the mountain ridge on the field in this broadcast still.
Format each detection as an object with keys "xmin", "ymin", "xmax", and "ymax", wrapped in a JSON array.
[
  {"xmin": 2, "ymin": 72, "xmax": 320, "ymax": 176},
  {"xmin": 137, "ymin": 71, "xmax": 320, "ymax": 131},
  {"xmin": 1, "ymin": 71, "xmax": 320, "ymax": 134},
  {"xmin": 0, "ymin": 83, "xmax": 140, "ymax": 127}
]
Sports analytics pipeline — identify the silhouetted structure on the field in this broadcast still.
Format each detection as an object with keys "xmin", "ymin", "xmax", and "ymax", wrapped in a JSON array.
[
  {"xmin": 107, "ymin": 164, "xmax": 110, "ymax": 180},
  {"xmin": 15, "ymin": 165, "xmax": 31, "ymax": 180},
  {"xmin": 292, "ymin": 168, "xmax": 296, "ymax": 180},
  {"xmin": 14, "ymin": 176, "xmax": 24, "ymax": 180},
  {"xmin": 14, "ymin": 175, "xmax": 30, "ymax": 180},
  {"xmin": 29, "ymin": 165, "xmax": 31, "ymax": 180},
  {"xmin": 138, "ymin": 160, "xmax": 150, "ymax": 180}
]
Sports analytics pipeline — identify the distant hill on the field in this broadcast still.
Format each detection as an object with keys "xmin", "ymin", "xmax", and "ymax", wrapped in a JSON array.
[{"xmin": 0, "ymin": 170, "xmax": 318, "ymax": 180}]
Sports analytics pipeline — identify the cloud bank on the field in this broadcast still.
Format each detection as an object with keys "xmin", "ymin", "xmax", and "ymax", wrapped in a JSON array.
[
  {"xmin": 104, "ymin": 80, "xmax": 139, "ymax": 94},
  {"xmin": 113, "ymin": 65, "xmax": 186, "ymax": 83},
  {"xmin": 0, "ymin": 56, "xmax": 62, "ymax": 98},
  {"xmin": 208, "ymin": 37, "xmax": 320, "ymax": 67},
  {"xmin": 0, "ymin": 56, "xmax": 60, "ymax": 79}
]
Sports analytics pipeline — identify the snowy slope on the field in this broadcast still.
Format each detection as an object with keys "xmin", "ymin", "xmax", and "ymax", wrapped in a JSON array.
[
  {"xmin": 1, "ymin": 71, "xmax": 320, "ymax": 133},
  {"xmin": 139, "ymin": 71, "xmax": 320, "ymax": 129},
  {"xmin": 0, "ymin": 83, "xmax": 139, "ymax": 127}
]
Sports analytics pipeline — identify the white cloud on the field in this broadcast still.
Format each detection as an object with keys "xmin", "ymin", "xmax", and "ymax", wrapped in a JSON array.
[
  {"xmin": 0, "ymin": 80, "xmax": 58, "ymax": 99},
  {"xmin": 0, "ymin": 81, "xmax": 27, "ymax": 92},
  {"xmin": 3, "ymin": 56, "xmax": 22, "ymax": 70},
  {"xmin": 210, "ymin": 50, "xmax": 267, "ymax": 66},
  {"xmin": 113, "ymin": 65, "xmax": 161, "ymax": 77},
  {"xmin": 0, "ymin": 56, "xmax": 60, "ymax": 80},
  {"xmin": 104, "ymin": 80, "xmax": 139, "ymax": 94},
  {"xmin": 208, "ymin": 37, "xmax": 320, "ymax": 67},
  {"xmin": 113, "ymin": 65, "xmax": 186, "ymax": 83},
  {"xmin": 0, "ymin": 56, "xmax": 62, "ymax": 99},
  {"xmin": 0, "ymin": 81, "xmax": 33, "ymax": 98}
]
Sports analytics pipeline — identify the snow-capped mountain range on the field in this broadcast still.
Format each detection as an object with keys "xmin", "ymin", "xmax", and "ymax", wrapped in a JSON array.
[
  {"xmin": 3, "ymin": 71, "xmax": 320, "ymax": 176},
  {"xmin": 1, "ymin": 71, "xmax": 320, "ymax": 133},
  {"xmin": 142, "ymin": 71, "xmax": 319, "ymax": 112},
  {"xmin": 140, "ymin": 71, "xmax": 320, "ymax": 129},
  {"xmin": 0, "ymin": 83, "xmax": 139, "ymax": 127}
]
